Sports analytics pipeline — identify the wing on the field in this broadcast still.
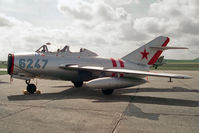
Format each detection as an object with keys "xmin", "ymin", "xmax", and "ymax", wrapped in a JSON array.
[{"xmin": 59, "ymin": 64, "xmax": 192, "ymax": 79}]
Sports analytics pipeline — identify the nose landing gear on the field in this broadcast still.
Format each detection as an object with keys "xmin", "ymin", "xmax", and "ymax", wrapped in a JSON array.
[{"xmin": 23, "ymin": 80, "xmax": 41, "ymax": 95}]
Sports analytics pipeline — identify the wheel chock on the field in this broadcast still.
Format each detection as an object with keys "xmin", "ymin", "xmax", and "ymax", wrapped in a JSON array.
[
  {"xmin": 23, "ymin": 90, "xmax": 29, "ymax": 95},
  {"xmin": 35, "ymin": 89, "xmax": 41, "ymax": 94}
]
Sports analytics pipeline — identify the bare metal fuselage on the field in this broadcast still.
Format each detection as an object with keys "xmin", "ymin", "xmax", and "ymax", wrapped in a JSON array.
[{"xmin": 12, "ymin": 52, "xmax": 148, "ymax": 82}]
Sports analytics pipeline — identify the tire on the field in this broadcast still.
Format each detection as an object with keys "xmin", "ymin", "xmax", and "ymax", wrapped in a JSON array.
[
  {"xmin": 73, "ymin": 81, "xmax": 83, "ymax": 88},
  {"xmin": 27, "ymin": 84, "xmax": 37, "ymax": 94},
  {"xmin": 102, "ymin": 89, "xmax": 114, "ymax": 95}
]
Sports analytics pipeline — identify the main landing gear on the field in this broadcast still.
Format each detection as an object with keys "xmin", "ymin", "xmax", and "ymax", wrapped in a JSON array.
[
  {"xmin": 101, "ymin": 89, "xmax": 114, "ymax": 95},
  {"xmin": 23, "ymin": 80, "xmax": 41, "ymax": 95},
  {"xmin": 72, "ymin": 81, "xmax": 83, "ymax": 88}
]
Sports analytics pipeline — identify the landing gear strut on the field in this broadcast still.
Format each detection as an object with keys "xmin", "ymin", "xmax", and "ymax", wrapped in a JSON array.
[
  {"xmin": 168, "ymin": 77, "xmax": 173, "ymax": 82},
  {"xmin": 72, "ymin": 81, "xmax": 83, "ymax": 88},
  {"xmin": 24, "ymin": 80, "xmax": 40, "ymax": 94}
]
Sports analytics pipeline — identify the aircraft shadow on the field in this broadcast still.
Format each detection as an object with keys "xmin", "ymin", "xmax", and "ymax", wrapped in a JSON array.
[
  {"xmin": 51, "ymin": 85, "xmax": 73, "ymax": 88},
  {"xmin": 124, "ymin": 103, "xmax": 160, "ymax": 120},
  {"xmin": 7, "ymin": 86, "xmax": 199, "ymax": 107},
  {"xmin": 0, "ymin": 79, "xmax": 9, "ymax": 84},
  {"xmin": 117, "ymin": 87, "xmax": 199, "ymax": 94},
  {"xmin": 0, "ymin": 81, "xmax": 9, "ymax": 84}
]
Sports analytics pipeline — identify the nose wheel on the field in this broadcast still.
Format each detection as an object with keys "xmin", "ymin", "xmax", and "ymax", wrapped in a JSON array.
[{"xmin": 24, "ymin": 80, "xmax": 41, "ymax": 94}]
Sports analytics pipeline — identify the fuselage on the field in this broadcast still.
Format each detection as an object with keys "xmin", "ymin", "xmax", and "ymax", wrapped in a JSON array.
[
  {"xmin": 6, "ymin": 36, "xmax": 191, "ymax": 95},
  {"xmin": 8, "ymin": 52, "xmax": 149, "ymax": 82}
]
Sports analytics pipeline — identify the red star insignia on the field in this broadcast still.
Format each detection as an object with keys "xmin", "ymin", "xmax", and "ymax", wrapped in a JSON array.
[{"xmin": 140, "ymin": 49, "xmax": 149, "ymax": 60}]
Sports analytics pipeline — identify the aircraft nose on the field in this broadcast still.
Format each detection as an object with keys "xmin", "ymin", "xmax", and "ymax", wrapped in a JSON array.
[{"xmin": 7, "ymin": 53, "xmax": 14, "ymax": 75}]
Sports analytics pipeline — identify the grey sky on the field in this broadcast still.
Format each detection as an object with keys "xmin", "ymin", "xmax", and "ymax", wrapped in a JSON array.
[{"xmin": 0, "ymin": 0, "xmax": 198, "ymax": 60}]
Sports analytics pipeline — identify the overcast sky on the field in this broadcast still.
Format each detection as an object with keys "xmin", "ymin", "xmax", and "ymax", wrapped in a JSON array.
[{"xmin": 0, "ymin": 0, "xmax": 198, "ymax": 60}]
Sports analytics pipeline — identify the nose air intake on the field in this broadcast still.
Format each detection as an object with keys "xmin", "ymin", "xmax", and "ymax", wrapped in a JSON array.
[{"xmin": 7, "ymin": 54, "xmax": 14, "ymax": 75}]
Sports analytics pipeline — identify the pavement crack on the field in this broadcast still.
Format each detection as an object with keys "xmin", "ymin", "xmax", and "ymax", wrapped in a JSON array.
[
  {"xmin": 0, "ymin": 106, "xmax": 32, "ymax": 120},
  {"xmin": 110, "ymin": 113, "xmax": 123, "ymax": 133},
  {"xmin": 110, "ymin": 87, "xmax": 140, "ymax": 133}
]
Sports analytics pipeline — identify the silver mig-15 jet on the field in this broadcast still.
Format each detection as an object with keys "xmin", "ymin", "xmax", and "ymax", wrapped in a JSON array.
[{"xmin": 7, "ymin": 36, "xmax": 191, "ymax": 95}]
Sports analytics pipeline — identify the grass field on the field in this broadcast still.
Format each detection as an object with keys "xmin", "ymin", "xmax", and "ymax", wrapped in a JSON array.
[
  {"xmin": 150, "ymin": 63, "xmax": 199, "ymax": 70},
  {"xmin": 0, "ymin": 71, "xmax": 7, "ymax": 75},
  {"xmin": 166, "ymin": 58, "xmax": 199, "ymax": 63},
  {"xmin": 0, "ymin": 61, "xmax": 7, "ymax": 75},
  {"xmin": 0, "ymin": 64, "xmax": 6, "ymax": 68},
  {"xmin": 150, "ymin": 58, "xmax": 199, "ymax": 70},
  {"xmin": 0, "ymin": 61, "xmax": 7, "ymax": 68}
]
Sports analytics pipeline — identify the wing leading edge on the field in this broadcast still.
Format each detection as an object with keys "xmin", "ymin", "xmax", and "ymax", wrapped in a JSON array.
[{"xmin": 59, "ymin": 64, "xmax": 192, "ymax": 79}]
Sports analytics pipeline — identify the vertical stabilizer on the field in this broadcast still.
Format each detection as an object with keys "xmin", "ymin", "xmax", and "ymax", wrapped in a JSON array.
[{"xmin": 122, "ymin": 36, "xmax": 169, "ymax": 65}]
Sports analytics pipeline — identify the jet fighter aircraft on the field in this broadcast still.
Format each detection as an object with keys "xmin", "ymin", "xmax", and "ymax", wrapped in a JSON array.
[{"xmin": 7, "ymin": 36, "xmax": 191, "ymax": 95}]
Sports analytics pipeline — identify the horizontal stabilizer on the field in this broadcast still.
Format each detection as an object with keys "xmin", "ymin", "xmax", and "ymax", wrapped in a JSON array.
[{"xmin": 150, "ymin": 46, "xmax": 188, "ymax": 50}]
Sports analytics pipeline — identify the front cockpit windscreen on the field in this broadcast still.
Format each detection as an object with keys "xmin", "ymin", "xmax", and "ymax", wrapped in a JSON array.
[{"xmin": 36, "ymin": 44, "xmax": 49, "ymax": 53}]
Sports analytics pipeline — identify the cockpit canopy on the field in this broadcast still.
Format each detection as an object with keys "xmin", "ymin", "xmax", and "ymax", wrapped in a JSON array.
[{"xmin": 35, "ymin": 43, "xmax": 98, "ymax": 57}]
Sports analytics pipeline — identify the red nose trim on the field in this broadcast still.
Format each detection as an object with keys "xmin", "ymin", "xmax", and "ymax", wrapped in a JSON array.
[{"xmin": 10, "ymin": 54, "xmax": 14, "ymax": 74}]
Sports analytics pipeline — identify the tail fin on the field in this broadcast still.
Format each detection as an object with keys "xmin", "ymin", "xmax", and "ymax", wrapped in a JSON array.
[{"xmin": 122, "ymin": 36, "xmax": 169, "ymax": 65}]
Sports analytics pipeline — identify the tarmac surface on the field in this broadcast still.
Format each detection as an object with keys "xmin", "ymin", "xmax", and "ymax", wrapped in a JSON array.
[{"xmin": 0, "ymin": 71, "xmax": 198, "ymax": 133}]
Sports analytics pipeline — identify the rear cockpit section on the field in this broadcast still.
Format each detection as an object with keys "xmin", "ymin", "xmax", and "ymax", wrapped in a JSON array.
[
  {"xmin": 35, "ymin": 43, "xmax": 98, "ymax": 57},
  {"xmin": 60, "ymin": 45, "xmax": 70, "ymax": 52}
]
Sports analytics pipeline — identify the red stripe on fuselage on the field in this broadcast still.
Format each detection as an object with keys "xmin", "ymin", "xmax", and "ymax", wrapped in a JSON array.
[
  {"xmin": 118, "ymin": 59, "xmax": 124, "ymax": 68},
  {"xmin": 148, "ymin": 37, "xmax": 170, "ymax": 65},
  {"xmin": 111, "ymin": 58, "xmax": 117, "ymax": 77},
  {"xmin": 110, "ymin": 58, "xmax": 125, "ymax": 77},
  {"xmin": 111, "ymin": 58, "xmax": 117, "ymax": 67},
  {"xmin": 118, "ymin": 59, "xmax": 124, "ymax": 77},
  {"xmin": 112, "ymin": 73, "xmax": 116, "ymax": 77},
  {"xmin": 10, "ymin": 54, "xmax": 14, "ymax": 74}
]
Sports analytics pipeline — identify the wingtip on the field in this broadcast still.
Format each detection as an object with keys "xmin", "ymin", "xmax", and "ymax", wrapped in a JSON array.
[
  {"xmin": 185, "ymin": 76, "xmax": 192, "ymax": 79},
  {"xmin": 180, "ymin": 75, "xmax": 192, "ymax": 79}
]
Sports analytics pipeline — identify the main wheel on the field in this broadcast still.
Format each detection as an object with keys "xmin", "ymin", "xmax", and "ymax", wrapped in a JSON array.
[
  {"xmin": 27, "ymin": 84, "xmax": 37, "ymax": 94},
  {"xmin": 73, "ymin": 81, "xmax": 83, "ymax": 88},
  {"xmin": 102, "ymin": 89, "xmax": 114, "ymax": 95}
]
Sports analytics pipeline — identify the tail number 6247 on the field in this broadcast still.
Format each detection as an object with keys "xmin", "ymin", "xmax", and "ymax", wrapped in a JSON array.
[{"xmin": 19, "ymin": 59, "xmax": 48, "ymax": 69}]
